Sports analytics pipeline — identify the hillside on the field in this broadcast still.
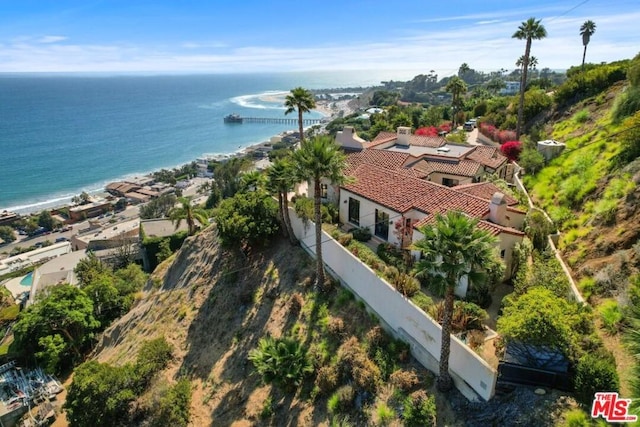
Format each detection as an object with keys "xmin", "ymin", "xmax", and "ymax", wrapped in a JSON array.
[
  {"xmin": 51, "ymin": 226, "xmax": 577, "ymax": 426},
  {"xmin": 522, "ymin": 67, "xmax": 640, "ymax": 396}
]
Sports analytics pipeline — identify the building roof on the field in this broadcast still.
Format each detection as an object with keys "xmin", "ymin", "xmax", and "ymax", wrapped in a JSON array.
[
  {"xmin": 74, "ymin": 218, "xmax": 140, "ymax": 245},
  {"xmin": 345, "ymin": 149, "xmax": 414, "ymax": 175},
  {"xmin": 455, "ymin": 182, "xmax": 519, "ymax": 206},
  {"xmin": 410, "ymin": 158, "xmax": 482, "ymax": 178},
  {"xmin": 141, "ymin": 219, "xmax": 189, "ymax": 238},
  {"xmin": 412, "ymin": 212, "xmax": 524, "ymax": 237},
  {"xmin": 364, "ymin": 131, "xmax": 446, "ymax": 149},
  {"xmin": 343, "ymin": 165, "xmax": 491, "ymax": 219},
  {"xmin": 466, "ymin": 145, "xmax": 507, "ymax": 170}
]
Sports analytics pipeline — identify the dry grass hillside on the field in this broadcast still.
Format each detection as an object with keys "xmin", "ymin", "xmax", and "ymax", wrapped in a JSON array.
[{"xmin": 51, "ymin": 226, "xmax": 577, "ymax": 427}]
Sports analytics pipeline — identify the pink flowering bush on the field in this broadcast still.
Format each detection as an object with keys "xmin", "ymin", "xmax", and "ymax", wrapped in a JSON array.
[
  {"xmin": 500, "ymin": 141, "xmax": 523, "ymax": 161},
  {"xmin": 415, "ymin": 126, "xmax": 438, "ymax": 137},
  {"xmin": 479, "ymin": 123, "xmax": 516, "ymax": 144},
  {"xmin": 438, "ymin": 123, "xmax": 452, "ymax": 134}
]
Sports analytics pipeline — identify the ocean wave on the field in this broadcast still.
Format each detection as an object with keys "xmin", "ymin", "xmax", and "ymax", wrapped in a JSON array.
[{"xmin": 230, "ymin": 90, "xmax": 288, "ymax": 110}]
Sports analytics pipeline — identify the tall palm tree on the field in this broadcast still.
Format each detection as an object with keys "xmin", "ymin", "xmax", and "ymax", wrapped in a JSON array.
[
  {"xmin": 580, "ymin": 20, "xmax": 596, "ymax": 71},
  {"xmin": 412, "ymin": 211, "xmax": 498, "ymax": 392},
  {"xmin": 284, "ymin": 87, "xmax": 317, "ymax": 144},
  {"xmin": 267, "ymin": 156, "xmax": 298, "ymax": 245},
  {"xmin": 445, "ymin": 76, "xmax": 467, "ymax": 129},
  {"xmin": 240, "ymin": 170, "xmax": 266, "ymax": 192},
  {"xmin": 512, "ymin": 17, "xmax": 547, "ymax": 140},
  {"xmin": 169, "ymin": 196, "xmax": 209, "ymax": 235},
  {"xmin": 292, "ymin": 135, "xmax": 348, "ymax": 289}
]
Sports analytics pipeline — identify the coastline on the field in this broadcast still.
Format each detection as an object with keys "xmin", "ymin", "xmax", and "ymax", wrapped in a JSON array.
[{"xmin": 3, "ymin": 99, "xmax": 354, "ymax": 216}]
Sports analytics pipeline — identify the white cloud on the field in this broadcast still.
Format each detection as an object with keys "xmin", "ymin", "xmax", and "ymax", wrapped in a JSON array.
[
  {"xmin": 38, "ymin": 35, "xmax": 68, "ymax": 44},
  {"xmin": 0, "ymin": 10, "xmax": 638, "ymax": 75}
]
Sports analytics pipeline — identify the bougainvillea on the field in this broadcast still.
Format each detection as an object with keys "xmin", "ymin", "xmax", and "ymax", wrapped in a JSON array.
[
  {"xmin": 479, "ymin": 123, "xmax": 517, "ymax": 144},
  {"xmin": 415, "ymin": 126, "xmax": 438, "ymax": 137},
  {"xmin": 500, "ymin": 141, "xmax": 523, "ymax": 161},
  {"xmin": 438, "ymin": 123, "xmax": 452, "ymax": 134}
]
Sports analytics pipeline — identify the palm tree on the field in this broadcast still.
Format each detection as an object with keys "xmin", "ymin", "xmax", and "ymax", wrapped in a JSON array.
[
  {"xmin": 284, "ymin": 87, "xmax": 317, "ymax": 144},
  {"xmin": 412, "ymin": 211, "xmax": 498, "ymax": 392},
  {"xmin": 240, "ymin": 170, "xmax": 266, "ymax": 192},
  {"xmin": 169, "ymin": 196, "xmax": 209, "ymax": 235},
  {"xmin": 267, "ymin": 156, "xmax": 298, "ymax": 245},
  {"xmin": 580, "ymin": 20, "xmax": 596, "ymax": 71},
  {"xmin": 512, "ymin": 17, "xmax": 547, "ymax": 140},
  {"xmin": 516, "ymin": 55, "xmax": 539, "ymax": 82},
  {"xmin": 292, "ymin": 135, "xmax": 348, "ymax": 289},
  {"xmin": 445, "ymin": 76, "xmax": 467, "ymax": 129}
]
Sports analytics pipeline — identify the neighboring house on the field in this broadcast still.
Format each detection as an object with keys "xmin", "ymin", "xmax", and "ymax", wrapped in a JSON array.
[
  {"xmin": 68, "ymin": 201, "xmax": 112, "ymax": 221},
  {"xmin": 500, "ymin": 81, "xmax": 520, "ymax": 95},
  {"xmin": 336, "ymin": 127, "xmax": 510, "ymax": 186},
  {"xmin": 0, "ymin": 242, "xmax": 73, "ymax": 276},
  {"xmin": 71, "ymin": 218, "xmax": 140, "ymax": 251},
  {"xmin": 27, "ymin": 249, "xmax": 87, "ymax": 306}
]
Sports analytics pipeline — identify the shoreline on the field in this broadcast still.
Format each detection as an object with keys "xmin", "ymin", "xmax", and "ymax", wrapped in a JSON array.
[{"xmin": 2, "ymin": 99, "xmax": 354, "ymax": 216}]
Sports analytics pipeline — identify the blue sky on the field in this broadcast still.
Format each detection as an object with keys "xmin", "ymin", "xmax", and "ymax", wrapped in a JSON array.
[{"xmin": 0, "ymin": 0, "xmax": 638, "ymax": 77}]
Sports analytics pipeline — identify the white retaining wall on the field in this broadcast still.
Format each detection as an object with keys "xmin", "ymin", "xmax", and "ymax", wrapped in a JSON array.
[{"xmin": 289, "ymin": 210, "xmax": 497, "ymax": 401}]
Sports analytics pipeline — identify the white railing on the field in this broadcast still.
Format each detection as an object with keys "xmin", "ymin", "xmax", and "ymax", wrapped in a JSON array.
[{"xmin": 289, "ymin": 209, "xmax": 497, "ymax": 401}]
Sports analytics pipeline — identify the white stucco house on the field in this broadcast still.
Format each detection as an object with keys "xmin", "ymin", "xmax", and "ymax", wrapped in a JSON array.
[{"xmin": 309, "ymin": 132, "xmax": 526, "ymax": 296}]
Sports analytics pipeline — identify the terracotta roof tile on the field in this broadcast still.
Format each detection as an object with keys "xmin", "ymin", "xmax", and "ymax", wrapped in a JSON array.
[
  {"xmin": 466, "ymin": 146, "xmax": 507, "ymax": 170},
  {"xmin": 410, "ymin": 159, "xmax": 481, "ymax": 177},
  {"xmin": 413, "ymin": 213, "xmax": 524, "ymax": 237},
  {"xmin": 455, "ymin": 182, "xmax": 519, "ymax": 205},
  {"xmin": 343, "ymin": 165, "xmax": 490, "ymax": 219},
  {"xmin": 364, "ymin": 132, "xmax": 447, "ymax": 149},
  {"xmin": 346, "ymin": 149, "xmax": 412, "ymax": 174}
]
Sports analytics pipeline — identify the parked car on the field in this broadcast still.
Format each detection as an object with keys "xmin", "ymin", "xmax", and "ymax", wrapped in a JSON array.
[
  {"xmin": 55, "ymin": 237, "xmax": 69, "ymax": 243},
  {"xmin": 463, "ymin": 121, "xmax": 475, "ymax": 131}
]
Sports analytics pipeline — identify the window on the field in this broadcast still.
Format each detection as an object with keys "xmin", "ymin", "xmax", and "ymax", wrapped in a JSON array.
[
  {"xmin": 375, "ymin": 209, "xmax": 390, "ymax": 240},
  {"xmin": 500, "ymin": 249, "xmax": 506, "ymax": 259},
  {"xmin": 348, "ymin": 198, "xmax": 360, "ymax": 225},
  {"xmin": 442, "ymin": 177, "xmax": 459, "ymax": 187},
  {"xmin": 320, "ymin": 183, "xmax": 328, "ymax": 199}
]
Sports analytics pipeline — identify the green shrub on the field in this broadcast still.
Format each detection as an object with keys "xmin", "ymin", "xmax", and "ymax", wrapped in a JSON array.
[
  {"xmin": 598, "ymin": 300, "xmax": 624, "ymax": 334},
  {"xmin": 573, "ymin": 109, "xmax": 590, "ymax": 124},
  {"xmin": 563, "ymin": 409, "xmax": 592, "ymax": 427},
  {"xmin": 613, "ymin": 86, "xmax": 640, "ymax": 122},
  {"xmin": 376, "ymin": 243, "xmax": 405, "ymax": 270},
  {"xmin": 573, "ymin": 353, "xmax": 620, "ymax": 406},
  {"xmin": 352, "ymin": 227, "xmax": 372, "ymax": 242},
  {"xmin": 259, "ymin": 396, "xmax": 274, "ymax": 420},
  {"xmin": 149, "ymin": 379, "xmax": 192, "ymax": 427},
  {"xmin": 327, "ymin": 385, "xmax": 355, "ymax": 414},
  {"xmin": 410, "ymin": 292, "xmax": 434, "ymax": 313},
  {"xmin": 374, "ymin": 402, "xmax": 395, "ymax": 426},
  {"xmin": 402, "ymin": 390, "xmax": 436, "ymax": 426},
  {"xmin": 135, "ymin": 338, "xmax": 174, "ymax": 387},
  {"xmin": 248, "ymin": 336, "xmax": 314, "ymax": 391}
]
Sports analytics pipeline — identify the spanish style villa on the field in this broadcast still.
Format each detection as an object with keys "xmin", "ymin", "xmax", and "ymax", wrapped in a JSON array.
[{"xmin": 317, "ymin": 126, "xmax": 527, "ymax": 296}]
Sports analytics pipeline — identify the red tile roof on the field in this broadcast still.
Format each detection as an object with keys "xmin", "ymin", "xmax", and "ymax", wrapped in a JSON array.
[
  {"xmin": 343, "ymin": 165, "xmax": 491, "ymax": 219},
  {"xmin": 345, "ymin": 149, "xmax": 413, "ymax": 174},
  {"xmin": 412, "ymin": 213, "xmax": 524, "ymax": 237},
  {"xmin": 364, "ymin": 131, "xmax": 447, "ymax": 149},
  {"xmin": 455, "ymin": 182, "xmax": 519, "ymax": 205},
  {"xmin": 410, "ymin": 158, "xmax": 481, "ymax": 178},
  {"xmin": 466, "ymin": 146, "xmax": 507, "ymax": 170}
]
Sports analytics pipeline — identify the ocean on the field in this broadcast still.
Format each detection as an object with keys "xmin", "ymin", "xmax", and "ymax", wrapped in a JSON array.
[{"xmin": 0, "ymin": 70, "xmax": 411, "ymax": 214}]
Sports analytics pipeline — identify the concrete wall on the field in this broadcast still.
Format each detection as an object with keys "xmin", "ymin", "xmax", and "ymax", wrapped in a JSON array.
[{"xmin": 289, "ymin": 208, "xmax": 497, "ymax": 401}]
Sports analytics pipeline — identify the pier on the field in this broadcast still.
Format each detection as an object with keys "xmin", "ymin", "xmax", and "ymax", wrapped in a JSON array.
[{"xmin": 224, "ymin": 115, "xmax": 324, "ymax": 125}]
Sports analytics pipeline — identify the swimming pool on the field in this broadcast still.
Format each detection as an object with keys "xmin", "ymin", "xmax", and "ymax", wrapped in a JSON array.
[{"xmin": 19, "ymin": 272, "xmax": 33, "ymax": 287}]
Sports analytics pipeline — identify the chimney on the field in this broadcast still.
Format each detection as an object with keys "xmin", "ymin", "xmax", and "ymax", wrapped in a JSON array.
[
  {"xmin": 397, "ymin": 126, "xmax": 411, "ymax": 146},
  {"xmin": 489, "ymin": 192, "xmax": 507, "ymax": 226}
]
